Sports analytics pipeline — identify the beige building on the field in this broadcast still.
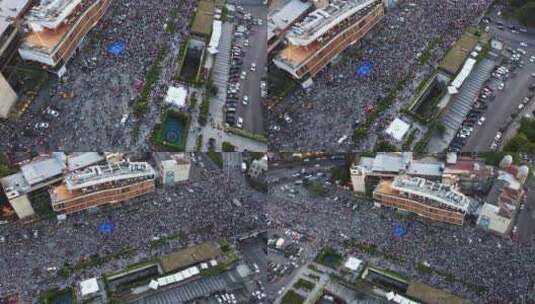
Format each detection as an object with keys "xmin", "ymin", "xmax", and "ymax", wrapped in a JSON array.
[
  {"xmin": 19, "ymin": 0, "xmax": 112, "ymax": 71},
  {"xmin": 373, "ymin": 176, "xmax": 477, "ymax": 225},
  {"xmin": 0, "ymin": 73, "xmax": 17, "ymax": 118},
  {"xmin": 50, "ymin": 161, "xmax": 156, "ymax": 214},
  {"xmin": 273, "ymin": 0, "xmax": 384, "ymax": 81},
  {"xmin": 248, "ymin": 155, "xmax": 268, "ymax": 178},
  {"xmin": 350, "ymin": 153, "xmax": 443, "ymax": 194},
  {"xmin": 1, "ymin": 154, "xmax": 67, "ymax": 219},
  {"xmin": 153, "ymin": 153, "xmax": 191, "ymax": 186}
]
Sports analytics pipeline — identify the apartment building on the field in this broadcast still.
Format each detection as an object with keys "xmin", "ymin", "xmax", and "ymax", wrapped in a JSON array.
[
  {"xmin": 18, "ymin": 0, "xmax": 112, "ymax": 72},
  {"xmin": 373, "ymin": 176, "xmax": 477, "ymax": 225},
  {"xmin": 49, "ymin": 161, "xmax": 155, "ymax": 214},
  {"xmin": 272, "ymin": 0, "xmax": 384, "ymax": 81}
]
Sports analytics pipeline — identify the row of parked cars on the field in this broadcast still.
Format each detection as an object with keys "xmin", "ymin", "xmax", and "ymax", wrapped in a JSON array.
[
  {"xmin": 224, "ymin": 8, "xmax": 259, "ymax": 129},
  {"xmin": 225, "ymin": 37, "xmax": 247, "ymax": 127},
  {"xmin": 449, "ymin": 84, "xmax": 496, "ymax": 151}
]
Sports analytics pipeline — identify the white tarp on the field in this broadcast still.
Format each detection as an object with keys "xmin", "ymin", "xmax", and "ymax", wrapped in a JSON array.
[
  {"xmin": 165, "ymin": 86, "xmax": 187, "ymax": 108},
  {"xmin": 208, "ymin": 20, "xmax": 222, "ymax": 54},
  {"xmin": 80, "ymin": 277, "xmax": 99, "ymax": 296},
  {"xmin": 344, "ymin": 256, "xmax": 362, "ymax": 271},
  {"xmin": 448, "ymin": 57, "xmax": 476, "ymax": 94},
  {"xmin": 149, "ymin": 280, "xmax": 159, "ymax": 290},
  {"xmin": 385, "ymin": 118, "xmax": 410, "ymax": 142}
]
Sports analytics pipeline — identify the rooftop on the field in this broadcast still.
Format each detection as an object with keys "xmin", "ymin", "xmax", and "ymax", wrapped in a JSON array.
[
  {"xmin": 286, "ymin": 0, "xmax": 378, "ymax": 46},
  {"xmin": 391, "ymin": 176, "xmax": 476, "ymax": 213},
  {"xmin": 67, "ymin": 152, "xmax": 105, "ymax": 171},
  {"xmin": 0, "ymin": 0, "xmax": 31, "ymax": 36},
  {"xmin": 407, "ymin": 161, "xmax": 443, "ymax": 177},
  {"xmin": 64, "ymin": 161, "xmax": 155, "ymax": 190},
  {"xmin": 371, "ymin": 153, "xmax": 412, "ymax": 173},
  {"xmin": 25, "ymin": 0, "xmax": 84, "ymax": 29},
  {"xmin": 268, "ymin": 0, "xmax": 312, "ymax": 41},
  {"xmin": 20, "ymin": 154, "xmax": 66, "ymax": 186}
]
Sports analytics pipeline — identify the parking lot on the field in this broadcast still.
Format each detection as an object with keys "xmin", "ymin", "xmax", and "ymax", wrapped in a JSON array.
[
  {"xmin": 224, "ymin": 0, "xmax": 267, "ymax": 134},
  {"xmin": 462, "ymin": 11, "xmax": 535, "ymax": 151},
  {"xmin": 426, "ymin": 58, "xmax": 496, "ymax": 152}
]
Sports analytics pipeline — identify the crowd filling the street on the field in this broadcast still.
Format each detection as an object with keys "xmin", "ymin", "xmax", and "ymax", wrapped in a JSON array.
[
  {"xmin": 0, "ymin": 0, "xmax": 196, "ymax": 151},
  {"xmin": 268, "ymin": 0, "xmax": 493, "ymax": 151}
]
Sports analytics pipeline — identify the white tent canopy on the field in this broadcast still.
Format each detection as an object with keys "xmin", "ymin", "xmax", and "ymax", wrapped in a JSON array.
[
  {"xmin": 385, "ymin": 118, "xmax": 410, "ymax": 142},
  {"xmin": 448, "ymin": 57, "xmax": 476, "ymax": 94},
  {"xmin": 80, "ymin": 277, "xmax": 99, "ymax": 296},
  {"xmin": 165, "ymin": 86, "xmax": 187, "ymax": 108},
  {"xmin": 208, "ymin": 20, "xmax": 222, "ymax": 54}
]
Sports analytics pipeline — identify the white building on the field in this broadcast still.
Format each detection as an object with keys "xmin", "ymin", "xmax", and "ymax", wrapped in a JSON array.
[
  {"xmin": 153, "ymin": 153, "xmax": 191, "ymax": 185},
  {"xmin": 248, "ymin": 155, "xmax": 268, "ymax": 178},
  {"xmin": 0, "ymin": 73, "xmax": 17, "ymax": 118},
  {"xmin": 0, "ymin": 153, "xmax": 67, "ymax": 219}
]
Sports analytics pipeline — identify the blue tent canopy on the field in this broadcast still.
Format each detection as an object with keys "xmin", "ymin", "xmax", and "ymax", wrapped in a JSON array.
[
  {"xmin": 356, "ymin": 62, "xmax": 374, "ymax": 77},
  {"xmin": 392, "ymin": 225, "xmax": 407, "ymax": 237},
  {"xmin": 98, "ymin": 223, "xmax": 114, "ymax": 233},
  {"xmin": 108, "ymin": 41, "xmax": 126, "ymax": 55}
]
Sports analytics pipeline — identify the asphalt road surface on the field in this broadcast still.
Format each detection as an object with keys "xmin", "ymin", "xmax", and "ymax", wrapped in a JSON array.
[
  {"xmin": 233, "ymin": 0, "xmax": 267, "ymax": 134},
  {"xmin": 463, "ymin": 9, "xmax": 535, "ymax": 151}
]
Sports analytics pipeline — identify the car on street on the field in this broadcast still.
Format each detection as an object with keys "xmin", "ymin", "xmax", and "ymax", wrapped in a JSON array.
[
  {"xmin": 120, "ymin": 114, "xmax": 129, "ymax": 125},
  {"xmin": 35, "ymin": 122, "xmax": 49, "ymax": 129},
  {"xmin": 242, "ymin": 95, "xmax": 249, "ymax": 105},
  {"xmin": 241, "ymin": 71, "xmax": 247, "ymax": 79},
  {"xmin": 236, "ymin": 117, "xmax": 244, "ymax": 128},
  {"xmin": 520, "ymin": 42, "xmax": 528, "ymax": 47},
  {"xmin": 498, "ymin": 82, "xmax": 505, "ymax": 90},
  {"xmin": 250, "ymin": 63, "xmax": 256, "ymax": 71},
  {"xmin": 478, "ymin": 116, "xmax": 486, "ymax": 126},
  {"xmin": 45, "ymin": 107, "xmax": 59, "ymax": 117}
]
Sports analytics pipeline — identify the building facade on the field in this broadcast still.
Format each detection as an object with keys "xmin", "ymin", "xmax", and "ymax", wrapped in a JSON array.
[
  {"xmin": 50, "ymin": 161, "xmax": 155, "ymax": 214},
  {"xmin": 373, "ymin": 176, "xmax": 476, "ymax": 225},
  {"xmin": 19, "ymin": 0, "xmax": 112, "ymax": 71},
  {"xmin": 273, "ymin": 0, "xmax": 384, "ymax": 80},
  {"xmin": 153, "ymin": 153, "xmax": 191, "ymax": 186}
]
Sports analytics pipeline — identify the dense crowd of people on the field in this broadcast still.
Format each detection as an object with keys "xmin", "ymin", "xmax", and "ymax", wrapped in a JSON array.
[
  {"xmin": 266, "ymin": 169, "xmax": 535, "ymax": 303},
  {"xmin": 269, "ymin": 0, "xmax": 493, "ymax": 151},
  {"xmin": 0, "ymin": 0, "xmax": 196, "ymax": 151},
  {"xmin": 0, "ymin": 154, "xmax": 267, "ymax": 302}
]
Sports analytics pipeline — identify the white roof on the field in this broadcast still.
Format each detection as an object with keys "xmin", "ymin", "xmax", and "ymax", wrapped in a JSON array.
[
  {"xmin": 0, "ymin": 0, "xmax": 30, "ymax": 36},
  {"xmin": 149, "ymin": 280, "xmax": 159, "ymax": 290},
  {"xmin": 207, "ymin": 20, "xmax": 222, "ymax": 54},
  {"xmin": 478, "ymin": 203, "xmax": 511, "ymax": 234},
  {"xmin": 165, "ymin": 86, "xmax": 187, "ymax": 108},
  {"xmin": 497, "ymin": 171, "xmax": 521, "ymax": 191},
  {"xmin": 449, "ymin": 58, "xmax": 476, "ymax": 92},
  {"xmin": 21, "ymin": 156, "xmax": 66, "ymax": 186},
  {"xmin": 344, "ymin": 256, "xmax": 362, "ymax": 271},
  {"xmin": 67, "ymin": 152, "xmax": 104, "ymax": 171},
  {"xmin": 268, "ymin": 0, "xmax": 312, "ymax": 40},
  {"xmin": 26, "ymin": 0, "xmax": 82, "ymax": 30},
  {"xmin": 372, "ymin": 153, "xmax": 412, "ymax": 173},
  {"xmin": 407, "ymin": 161, "xmax": 443, "ymax": 177},
  {"xmin": 385, "ymin": 118, "xmax": 410, "ymax": 142},
  {"xmin": 80, "ymin": 277, "xmax": 99, "ymax": 296}
]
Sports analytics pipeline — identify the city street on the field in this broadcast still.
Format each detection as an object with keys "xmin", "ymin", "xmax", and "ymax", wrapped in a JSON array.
[
  {"xmin": 462, "ymin": 8, "xmax": 535, "ymax": 151},
  {"xmin": 232, "ymin": 0, "xmax": 267, "ymax": 134}
]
